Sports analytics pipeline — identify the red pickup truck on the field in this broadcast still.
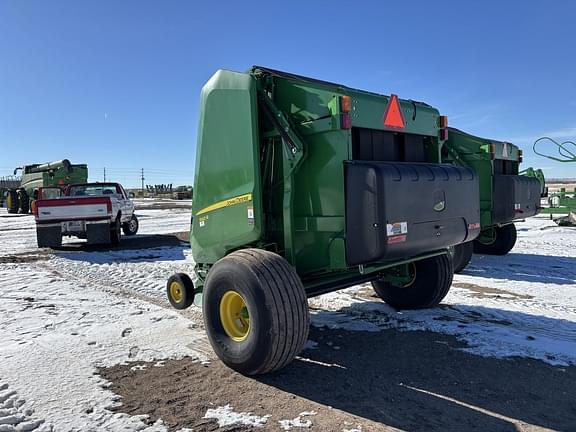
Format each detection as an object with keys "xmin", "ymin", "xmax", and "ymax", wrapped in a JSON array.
[{"xmin": 34, "ymin": 182, "xmax": 138, "ymax": 248}]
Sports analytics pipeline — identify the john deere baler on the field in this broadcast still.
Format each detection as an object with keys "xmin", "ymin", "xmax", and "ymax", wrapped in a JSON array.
[
  {"xmin": 167, "ymin": 67, "xmax": 481, "ymax": 374},
  {"xmin": 443, "ymin": 128, "xmax": 541, "ymax": 268}
]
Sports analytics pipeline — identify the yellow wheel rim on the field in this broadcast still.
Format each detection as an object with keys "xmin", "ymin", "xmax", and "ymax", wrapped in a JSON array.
[
  {"xmin": 169, "ymin": 281, "xmax": 184, "ymax": 303},
  {"xmin": 6, "ymin": 194, "xmax": 11, "ymax": 208},
  {"xmin": 219, "ymin": 291, "xmax": 250, "ymax": 342}
]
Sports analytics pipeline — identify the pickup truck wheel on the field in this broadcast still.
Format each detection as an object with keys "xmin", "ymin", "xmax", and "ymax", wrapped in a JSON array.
[
  {"xmin": 18, "ymin": 189, "xmax": 29, "ymax": 214},
  {"xmin": 166, "ymin": 273, "xmax": 195, "ymax": 309},
  {"xmin": 473, "ymin": 224, "xmax": 517, "ymax": 255},
  {"xmin": 122, "ymin": 215, "xmax": 139, "ymax": 236},
  {"xmin": 203, "ymin": 249, "xmax": 310, "ymax": 375},
  {"xmin": 372, "ymin": 254, "xmax": 453, "ymax": 310},
  {"xmin": 6, "ymin": 190, "xmax": 19, "ymax": 214},
  {"xmin": 110, "ymin": 217, "xmax": 121, "ymax": 245}
]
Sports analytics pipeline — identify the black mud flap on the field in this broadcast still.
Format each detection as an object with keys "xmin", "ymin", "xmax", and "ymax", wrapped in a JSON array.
[
  {"xmin": 36, "ymin": 225, "xmax": 62, "ymax": 248},
  {"xmin": 492, "ymin": 175, "xmax": 541, "ymax": 224},
  {"xmin": 345, "ymin": 161, "xmax": 480, "ymax": 266},
  {"xmin": 86, "ymin": 223, "xmax": 111, "ymax": 245}
]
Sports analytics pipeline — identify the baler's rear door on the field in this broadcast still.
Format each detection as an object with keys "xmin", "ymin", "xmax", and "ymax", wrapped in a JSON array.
[
  {"xmin": 190, "ymin": 70, "xmax": 263, "ymax": 263},
  {"xmin": 345, "ymin": 161, "xmax": 480, "ymax": 265}
]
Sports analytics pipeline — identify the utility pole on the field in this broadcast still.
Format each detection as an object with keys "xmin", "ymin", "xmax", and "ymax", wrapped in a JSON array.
[
  {"xmin": 141, "ymin": 168, "xmax": 145, "ymax": 196},
  {"xmin": 103, "ymin": 167, "xmax": 106, "ymax": 182}
]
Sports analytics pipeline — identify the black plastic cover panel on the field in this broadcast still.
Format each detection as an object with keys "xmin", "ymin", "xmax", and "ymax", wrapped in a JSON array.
[
  {"xmin": 352, "ymin": 128, "xmax": 427, "ymax": 162},
  {"xmin": 345, "ymin": 161, "xmax": 480, "ymax": 266},
  {"xmin": 492, "ymin": 175, "xmax": 541, "ymax": 224}
]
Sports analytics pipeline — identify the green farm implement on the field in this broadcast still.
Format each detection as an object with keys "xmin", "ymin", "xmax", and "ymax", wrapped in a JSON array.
[
  {"xmin": 167, "ymin": 67, "xmax": 482, "ymax": 374},
  {"xmin": 442, "ymin": 128, "xmax": 542, "ymax": 270},
  {"xmin": 0, "ymin": 176, "xmax": 21, "ymax": 207},
  {"xmin": 6, "ymin": 159, "xmax": 88, "ymax": 214},
  {"xmin": 533, "ymin": 137, "xmax": 576, "ymax": 225}
]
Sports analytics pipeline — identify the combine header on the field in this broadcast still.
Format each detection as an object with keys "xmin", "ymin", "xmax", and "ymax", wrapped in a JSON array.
[{"xmin": 6, "ymin": 160, "xmax": 88, "ymax": 214}]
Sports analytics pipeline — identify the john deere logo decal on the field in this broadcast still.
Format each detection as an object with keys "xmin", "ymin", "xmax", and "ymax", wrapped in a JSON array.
[
  {"xmin": 433, "ymin": 190, "xmax": 446, "ymax": 212},
  {"xmin": 434, "ymin": 201, "xmax": 446, "ymax": 212}
]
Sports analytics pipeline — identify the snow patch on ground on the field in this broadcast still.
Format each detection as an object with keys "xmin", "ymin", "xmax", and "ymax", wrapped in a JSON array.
[
  {"xmin": 0, "ymin": 264, "xmax": 207, "ymax": 430},
  {"xmin": 136, "ymin": 208, "xmax": 191, "ymax": 235},
  {"xmin": 278, "ymin": 411, "xmax": 317, "ymax": 430},
  {"xmin": 342, "ymin": 426, "xmax": 363, "ymax": 432},
  {"xmin": 46, "ymin": 246, "xmax": 195, "ymax": 302},
  {"xmin": 203, "ymin": 404, "xmax": 270, "ymax": 428},
  {"xmin": 133, "ymin": 199, "xmax": 191, "ymax": 209},
  {"xmin": 0, "ymin": 380, "xmax": 51, "ymax": 432}
]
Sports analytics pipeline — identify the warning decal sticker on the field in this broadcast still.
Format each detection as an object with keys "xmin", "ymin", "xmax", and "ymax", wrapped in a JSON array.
[
  {"xmin": 386, "ymin": 222, "xmax": 408, "ymax": 237},
  {"xmin": 247, "ymin": 206, "xmax": 254, "ymax": 225},
  {"xmin": 387, "ymin": 235, "xmax": 407, "ymax": 244}
]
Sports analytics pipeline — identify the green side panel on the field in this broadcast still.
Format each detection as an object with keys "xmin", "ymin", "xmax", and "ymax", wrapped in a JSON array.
[
  {"xmin": 190, "ymin": 70, "xmax": 263, "ymax": 264},
  {"xmin": 264, "ymin": 78, "xmax": 351, "ymax": 275},
  {"xmin": 258, "ymin": 72, "xmax": 444, "ymax": 276},
  {"xmin": 444, "ymin": 127, "xmax": 523, "ymax": 229},
  {"xmin": 352, "ymin": 93, "xmax": 439, "ymax": 137},
  {"xmin": 469, "ymin": 160, "xmax": 494, "ymax": 227}
]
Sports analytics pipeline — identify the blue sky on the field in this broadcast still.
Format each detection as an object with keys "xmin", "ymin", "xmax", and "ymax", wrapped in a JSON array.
[{"xmin": 1, "ymin": 1, "xmax": 575, "ymax": 186}]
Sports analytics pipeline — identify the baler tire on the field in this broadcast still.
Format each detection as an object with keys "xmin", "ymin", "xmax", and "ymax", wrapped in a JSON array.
[
  {"xmin": 452, "ymin": 241, "xmax": 474, "ymax": 273},
  {"xmin": 110, "ymin": 217, "xmax": 121, "ymax": 245},
  {"xmin": 473, "ymin": 224, "xmax": 517, "ymax": 256},
  {"xmin": 122, "ymin": 214, "xmax": 139, "ymax": 236},
  {"xmin": 166, "ymin": 273, "xmax": 195, "ymax": 310},
  {"xmin": 372, "ymin": 254, "xmax": 453, "ymax": 310},
  {"xmin": 18, "ymin": 189, "xmax": 29, "ymax": 214},
  {"xmin": 6, "ymin": 190, "xmax": 19, "ymax": 214},
  {"xmin": 203, "ymin": 248, "xmax": 310, "ymax": 375}
]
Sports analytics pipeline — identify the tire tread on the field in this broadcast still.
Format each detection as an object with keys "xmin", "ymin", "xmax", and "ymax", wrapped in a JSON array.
[{"xmin": 224, "ymin": 249, "xmax": 309, "ymax": 374}]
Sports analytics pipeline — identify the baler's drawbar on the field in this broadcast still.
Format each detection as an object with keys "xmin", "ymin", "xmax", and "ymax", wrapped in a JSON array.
[{"xmin": 167, "ymin": 67, "xmax": 481, "ymax": 375}]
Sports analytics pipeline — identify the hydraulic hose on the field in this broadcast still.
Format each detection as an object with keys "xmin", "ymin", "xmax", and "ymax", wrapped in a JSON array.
[{"xmin": 533, "ymin": 137, "xmax": 576, "ymax": 162}]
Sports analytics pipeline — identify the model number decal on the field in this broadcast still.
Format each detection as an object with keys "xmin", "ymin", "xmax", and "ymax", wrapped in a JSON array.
[{"xmin": 195, "ymin": 193, "xmax": 253, "ymax": 216}]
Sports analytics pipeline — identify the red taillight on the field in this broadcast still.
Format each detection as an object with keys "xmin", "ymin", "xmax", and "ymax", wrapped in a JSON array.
[
  {"xmin": 341, "ymin": 113, "xmax": 352, "ymax": 129},
  {"xmin": 340, "ymin": 95, "xmax": 352, "ymax": 113},
  {"xmin": 32, "ymin": 200, "xmax": 38, "ymax": 216},
  {"xmin": 439, "ymin": 115, "xmax": 448, "ymax": 128},
  {"xmin": 489, "ymin": 143, "xmax": 497, "ymax": 160},
  {"xmin": 106, "ymin": 201, "xmax": 112, "ymax": 214},
  {"xmin": 440, "ymin": 128, "xmax": 449, "ymax": 141},
  {"xmin": 438, "ymin": 115, "xmax": 449, "ymax": 141}
]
